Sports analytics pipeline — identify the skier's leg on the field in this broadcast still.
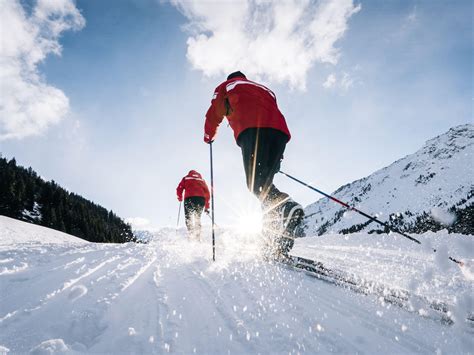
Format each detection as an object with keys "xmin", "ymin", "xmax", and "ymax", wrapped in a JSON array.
[
  {"xmin": 238, "ymin": 128, "xmax": 290, "ymax": 257},
  {"xmin": 191, "ymin": 201, "xmax": 197, "ymax": 239},
  {"xmin": 249, "ymin": 129, "xmax": 289, "ymax": 221},
  {"xmin": 266, "ymin": 130, "xmax": 305, "ymax": 252},
  {"xmin": 238, "ymin": 128, "xmax": 287, "ymax": 223},
  {"xmin": 183, "ymin": 198, "xmax": 193, "ymax": 239},
  {"xmin": 193, "ymin": 197, "xmax": 205, "ymax": 242},
  {"xmin": 238, "ymin": 128, "xmax": 285, "ymax": 199},
  {"xmin": 238, "ymin": 128, "xmax": 261, "ymax": 197},
  {"xmin": 252, "ymin": 130, "xmax": 292, "ymax": 256},
  {"xmin": 186, "ymin": 197, "xmax": 205, "ymax": 241},
  {"xmin": 246, "ymin": 128, "xmax": 304, "ymax": 256}
]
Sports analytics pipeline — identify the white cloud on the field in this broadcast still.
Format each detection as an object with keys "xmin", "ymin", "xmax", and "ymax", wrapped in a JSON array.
[
  {"xmin": 0, "ymin": 0, "xmax": 85, "ymax": 140},
  {"xmin": 323, "ymin": 73, "xmax": 337, "ymax": 88},
  {"xmin": 172, "ymin": 0, "xmax": 361, "ymax": 90},
  {"xmin": 323, "ymin": 72, "xmax": 355, "ymax": 90},
  {"xmin": 340, "ymin": 72, "xmax": 354, "ymax": 90}
]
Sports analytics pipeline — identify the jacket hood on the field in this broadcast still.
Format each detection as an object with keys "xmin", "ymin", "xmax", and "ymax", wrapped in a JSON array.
[
  {"xmin": 188, "ymin": 170, "xmax": 201, "ymax": 178},
  {"xmin": 227, "ymin": 71, "xmax": 246, "ymax": 80}
]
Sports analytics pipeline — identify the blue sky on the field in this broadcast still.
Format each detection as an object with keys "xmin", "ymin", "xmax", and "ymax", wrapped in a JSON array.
[{"xmin": 0, "ymin": 0, "xmax": 472, "ymax": 230}]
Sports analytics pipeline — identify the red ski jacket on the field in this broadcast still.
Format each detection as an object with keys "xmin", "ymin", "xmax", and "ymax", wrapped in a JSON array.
[
  {"xmin": 204, "ymin": 75, "xmax": 291, "ymax": 143},
  {"xmin": 176, "ymin": 170, "xmax": 210, "ymax": 209}
]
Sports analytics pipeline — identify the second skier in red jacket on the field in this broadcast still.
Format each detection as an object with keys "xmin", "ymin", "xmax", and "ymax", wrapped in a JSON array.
[
  {"xmin": 204, "ymin": 71, "xmax": 304, "ymax": 256},
  {"xmin": 176, "ymin": 170, "xmax": 210, "ymax": 241}
]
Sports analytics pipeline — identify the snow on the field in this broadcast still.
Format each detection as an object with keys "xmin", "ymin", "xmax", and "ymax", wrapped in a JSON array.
[
  {"xmin": 292, "ymin": 232, "xmax": 474, "ymax": 324},
  {"xmin": 305, "ymin": 124, "xmax": 474, "ymax": 235},
  {"xmin": 0, "ymin": 217, "xmax": 473, "ymax": 353},
  {"xmin": 431, "ymin": 207, "xmax": 457, "ymax": 226},
  {"xmin": 30, "ymin": 339, "xmax": 69, "ymax": 354},
  {"xmin": 0, "ymin": 216, "xmax": 86, "ymax": 246}
]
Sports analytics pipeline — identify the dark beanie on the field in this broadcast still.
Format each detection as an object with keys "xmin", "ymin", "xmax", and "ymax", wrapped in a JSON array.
[{"xmin": 227, "ymin": 71, "xmax": 246, "ymax": 80}]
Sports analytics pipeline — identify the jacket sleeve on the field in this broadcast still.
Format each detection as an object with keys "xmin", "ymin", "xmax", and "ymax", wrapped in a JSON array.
[
  {"xmin": 204, "ymin": 83, "xmax": 227, "ymax": 143},
  {"xmin": 176, "ymin": 179, "xmax": 185, "ymax": 201},
  {"xmin": 203, "ymin": 181, "xmax": 211, "ymax": 210}
]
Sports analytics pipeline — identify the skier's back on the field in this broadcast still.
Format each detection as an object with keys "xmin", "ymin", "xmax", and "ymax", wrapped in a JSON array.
[
  {"xmin": 176, "ymin": 170, "xmax": 210, "ymax": 241},
  {"xmin": 203, "ymin": 71, "xmax": 304, "ymax": 256}
]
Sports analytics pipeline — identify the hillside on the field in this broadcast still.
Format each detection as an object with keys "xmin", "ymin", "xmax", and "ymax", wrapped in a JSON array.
[
  {"xmin": 0, "ymin": 219, "xmax": 472, "ymax": 353},
  {"xmin": 304, "ymin": 124, "xmax": 474, "ymax": 236},
  {"xmin": 0, "ymin": 215, "xmax": 87, "ymax": 246},
  {"xmin": 0, "ymin": 156, "xmax": 135, "ymax": 243}
]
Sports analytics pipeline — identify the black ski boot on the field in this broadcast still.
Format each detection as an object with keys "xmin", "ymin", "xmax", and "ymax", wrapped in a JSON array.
[
  {"xmin": 278, "ymin": 200, "xmax": 305, "ymax": 255},
  {"xmin": 260, "ymin": 199, "xmax": 305, "ymax": 261}
]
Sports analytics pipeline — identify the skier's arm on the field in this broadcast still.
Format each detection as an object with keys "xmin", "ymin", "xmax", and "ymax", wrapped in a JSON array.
[
  {"xmin": 176, "ymin": 179, "xmax": 185, "ymax": 201},
  {"xmin": 203, "ymin": 182, "xmax": 210, "ymax": 210},
  {"xmin": 204, "ymin": 84, "xmax": 227, "ymax": 143}
]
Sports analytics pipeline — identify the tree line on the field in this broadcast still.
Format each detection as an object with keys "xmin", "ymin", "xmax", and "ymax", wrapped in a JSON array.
[
  {"xmin": 0, "ymin": 156, "xmax": 136, "ymax": 243},
  {"xmin": 338, "ymin": 198, "xmax": 473, "ymax": 236}
]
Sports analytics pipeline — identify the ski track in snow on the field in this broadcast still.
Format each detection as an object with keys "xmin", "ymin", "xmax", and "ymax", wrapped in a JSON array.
[
  {"xmin": 293, "ymin": 233, "xmax": 474, "ymax": 308},
  {"xmin": 0, "ymin": 222, "xmax": 473, "ymax": 353}
]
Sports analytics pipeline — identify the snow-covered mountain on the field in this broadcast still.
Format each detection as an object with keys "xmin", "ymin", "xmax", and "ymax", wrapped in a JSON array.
[{"xmin": 304, "ymin": 124, "xmax": 474, "ymax": 236}]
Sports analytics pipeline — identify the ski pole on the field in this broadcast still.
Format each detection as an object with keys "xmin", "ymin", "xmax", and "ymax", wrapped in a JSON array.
[
  {"xmin": 205, "ymin": 210, "xmax": 220, "ymax": 229},
  {"xmin": 176, "ymin": 201, "xmax": 182, "ymax": 237},
  {"xmin": 209, "ymin": 142, "xmax": 216, "ymax": 261},
  {"xmin": 279, "ymin": 171, "xmax": 464, "ymax": 266}
]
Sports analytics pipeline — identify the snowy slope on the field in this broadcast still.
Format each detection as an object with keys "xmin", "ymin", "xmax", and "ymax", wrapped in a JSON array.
[
  {"xmin": 304, "ymin": 124, "xmax": 474, "ymax": 236},
  {"xmin": 0, "ymin": 215, "xmax": 87, "ymax": 246},
  {"xmin": 292, "ymin": 231, "xmax": 474, "ymax": 309},
  {"xmin": 0, "ymin": 219, "xmax": 472, "ymax": 354}
]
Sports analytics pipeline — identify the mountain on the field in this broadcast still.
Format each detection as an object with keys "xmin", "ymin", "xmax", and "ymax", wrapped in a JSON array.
[{"xmin": 304, "ymin": 124, "xmax": 474, "ymax": 236}]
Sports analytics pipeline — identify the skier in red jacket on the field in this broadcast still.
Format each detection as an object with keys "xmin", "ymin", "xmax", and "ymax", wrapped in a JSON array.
[
  {"xmin": 204, "ymin": 71, "xmax": 304, "ymax": 256},
  {"xmin": 176, "ymin": 170, "xmax": 210, "ymax": 241}
]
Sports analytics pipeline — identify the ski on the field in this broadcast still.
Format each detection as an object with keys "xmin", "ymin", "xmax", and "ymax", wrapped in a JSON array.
[{"xmin": 278, "ymin": 254, "xmax": 474, "ymax": 326}]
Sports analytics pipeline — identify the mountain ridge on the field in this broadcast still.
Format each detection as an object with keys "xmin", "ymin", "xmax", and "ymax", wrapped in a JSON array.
[{"xmin": 304, "ymin": 124, "xmax": 474, "ymax": 236}]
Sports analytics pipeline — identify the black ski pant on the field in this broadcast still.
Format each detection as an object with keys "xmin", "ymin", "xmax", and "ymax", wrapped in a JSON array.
[
  {"xmin": 237, "ymin": 128, "xmax": 290, "ymax": 214},
  {"xmin": 184, "ymin": 196, "xmax": 205, "ymax": 240}
]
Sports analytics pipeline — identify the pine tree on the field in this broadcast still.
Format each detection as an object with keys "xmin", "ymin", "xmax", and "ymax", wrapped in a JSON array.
[{"xmin": 0, "ymin": 157, "xmax": 135, "ymax": 243}]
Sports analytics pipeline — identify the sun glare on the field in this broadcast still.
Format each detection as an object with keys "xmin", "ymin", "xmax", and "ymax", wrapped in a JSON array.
[{"xmin": 235, "ymin": 207, "xmax": 263, "ymax": 235}]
